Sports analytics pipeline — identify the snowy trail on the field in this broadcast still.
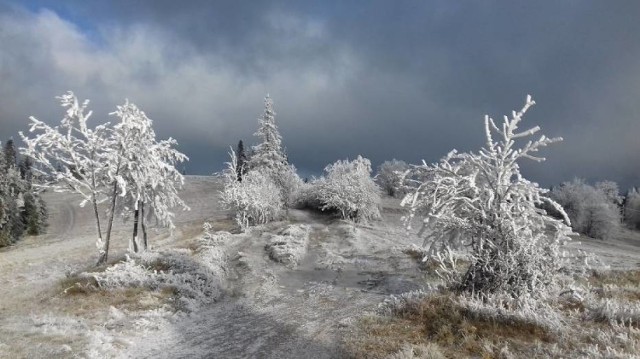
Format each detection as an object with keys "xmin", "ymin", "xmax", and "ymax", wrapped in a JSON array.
[{"xmin": 130, "ymin": 210, "xmax": 426, "ymax": 359}]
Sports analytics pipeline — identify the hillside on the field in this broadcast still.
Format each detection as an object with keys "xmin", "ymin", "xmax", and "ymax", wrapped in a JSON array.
[{"xmin": 1, "ymin": 176, "xmax": 639, "ymax": 358}]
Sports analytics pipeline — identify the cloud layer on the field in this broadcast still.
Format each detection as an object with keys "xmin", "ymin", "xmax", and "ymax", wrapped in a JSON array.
[{"xmin": 1, "ymin": 1, "xmax": 638, "ymax": 188}]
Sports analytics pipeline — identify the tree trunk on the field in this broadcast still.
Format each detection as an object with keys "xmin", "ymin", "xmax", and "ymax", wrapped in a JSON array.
[
  {"xmin": 97, "ymin": 179, "xmax": 119, "ymax": 266},
  {"xmin": 131, "ymin": 200, "xmax": 140, "ymax": 253},
  {"xmin": 141, "ymin": 201, "xmax": 148, "ymax": 251},
  {"xmin": 92, "ymin": 194, "xmax": 103, "ymax": 242}
]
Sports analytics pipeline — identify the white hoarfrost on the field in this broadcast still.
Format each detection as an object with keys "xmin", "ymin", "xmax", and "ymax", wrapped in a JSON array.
[
  {"xmin": 87, "ymin": 225, "xmax": 231, "ymax": 312},
  {"xmin": 248, "ymin": 95, "xmax": 301, "ymax": 207},
  {"xmin": 20, "ymin": 92, "xmax": 112, "ymax": 255},
  {"xmin": 109, "ymin": 100, "xmax": 189, "ymax": 252},
  {"xmin": 221, "ymin": 149, "xmax": 283, "ymax": 229},
  {"xmin": 550, "ymin": 178, "xmax": 621, "ymax": 240},
  {"xmin": 376, "ymin": 159, "xmax": 409, "ymax": 197},
  {"xmin": 307, "ymin": 155, "xmax": 381, "ymax": 222},
  {"xmin": 265, "ymin": 224, "xmax": 311, "ymax": 267},
  {"xmin": 402, "ymin": 95, "xmax": 572, "ymax": 297},
  {"xmin": 21, "ymin": 92, "xmax": 189, "ymax": 264}
]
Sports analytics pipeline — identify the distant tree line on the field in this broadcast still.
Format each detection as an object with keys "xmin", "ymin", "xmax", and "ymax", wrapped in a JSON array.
[{"xmin": 0, "ymin": 138, "xmax": 48, "ymax": 247}]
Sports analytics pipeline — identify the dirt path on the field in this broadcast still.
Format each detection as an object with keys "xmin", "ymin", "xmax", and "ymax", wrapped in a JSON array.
[{"xmin": 130, "ymin": 211, "xmax": 426, "ymax": 358}]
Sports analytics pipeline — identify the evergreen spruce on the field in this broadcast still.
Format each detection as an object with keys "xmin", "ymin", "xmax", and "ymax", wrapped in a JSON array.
[
  {"xmin": 236, "ymin": 140, "xmax": 248, "ymax": 181},
  {"xmin": 3, "ymin": 139, "xmax": 17, "ymax": 170}
]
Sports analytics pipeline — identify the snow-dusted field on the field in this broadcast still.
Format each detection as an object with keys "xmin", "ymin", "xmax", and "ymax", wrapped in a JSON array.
[{"xmin": 1, "ymin": 176, "xmax": 639, "ymax": 358}]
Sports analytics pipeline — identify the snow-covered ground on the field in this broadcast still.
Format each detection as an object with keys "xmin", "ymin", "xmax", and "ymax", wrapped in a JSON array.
[{"xmin": 1, "ymin": 176, "xmax": 639, "ymax": 358}]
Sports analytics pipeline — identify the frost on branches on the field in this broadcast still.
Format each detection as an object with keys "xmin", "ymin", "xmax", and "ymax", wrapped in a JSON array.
[
  {"xmin": 247, "ymin": 95, "xmax": 301, "ymax": 207},
  {"xmin": 21, "ymin": 92, "xmax": 189, "ymax": 265},
  {"xmin": 549, "ymin": 178, "xmax": 621, "ymax": 240},
  {"xmin": 221, "ymin": 149, "xmax": 283, "ymax": 229},
  {"xmin": 376, "ymin": 159, "xmax": 409, "ymax": 197},
  {"xmin": 20, "ymin": 92, "xmax": 111, "ymax": 250},
  {"xmin": 109, "ymin": 101, "xmax": 189, "ymax": 253},
  {"xmin": 402, "ymin": 96, "xmax": 572, "ymax": 297},
  {"xmin": 312, "ymin": 156, "xmax": 381, "ymax": 222}
]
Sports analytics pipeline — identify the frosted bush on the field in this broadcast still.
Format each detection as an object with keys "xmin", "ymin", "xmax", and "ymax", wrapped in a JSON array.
[
  {"xmin": 550, "ymin": 178, "xmax": 621, "ymax": 240},
  {"xmin": 376, "ymin": 159, "xmax": 409, "ymax": 197},
  {"xmin": 220, "ymin": 149, "xmax": 283, "ymax": 230},
  {"xmin": 402, "ymin": 95, "xmax": 572, "ymax": 298},
  {"xmin": 88, "ymin": 248, "xmax": 227, "ymax": 312},
  {"xmin": 308, "ymin": 156, "xmax": 381, "ymax": 222}
]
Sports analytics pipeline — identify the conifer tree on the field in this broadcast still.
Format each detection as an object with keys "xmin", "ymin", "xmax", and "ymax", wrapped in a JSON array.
[
  {"xmin": 247, "ymin": 95, "xmax": 300, "ymax": 207},
  {"xmin": 236, "ymin": 140, "xmax": 248, "ymax": 181},
  {"xmin": 248, "ymin": 95, "xmax": 287, "ymax": 170},
  {"xmin": 3, "ymin": 139, "xmax": 17, "ymax": 170}
]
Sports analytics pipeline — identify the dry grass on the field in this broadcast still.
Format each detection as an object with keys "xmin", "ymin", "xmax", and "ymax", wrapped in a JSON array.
[
  {"xmin": 54, "ymin": 262, "xmax": 179, "ymax": 316},
  {"xmin": 347, "ymin": 266, "xmax": 640, "ymax": 358},
  {"xmin": 589, "ymin": 269, "xmax": 640, "ymax": 287},
  {"xmin": 346, "ymin": 293, "xmax": 554, "ymax": 359}
]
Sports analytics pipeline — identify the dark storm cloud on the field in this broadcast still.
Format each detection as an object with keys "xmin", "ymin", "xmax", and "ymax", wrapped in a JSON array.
[{"xmin": 0, "ymin": 1, "xmax": 638, "ymax": 189}]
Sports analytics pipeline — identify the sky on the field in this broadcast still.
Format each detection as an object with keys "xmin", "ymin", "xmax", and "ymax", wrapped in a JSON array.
[{"xmin": 0, "ymin": 1, "xmax": 638, "ymax": 189}]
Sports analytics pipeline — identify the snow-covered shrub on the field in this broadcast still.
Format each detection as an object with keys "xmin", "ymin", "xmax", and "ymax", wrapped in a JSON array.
[
  {"xmin": 309, "ymin": 156, "xmax": 381, "ymax": 222},
  {"xmin": 88, "ymin": 248, "xmax": 227, "ymax": 312},
  {"xmin": 403, "ymin": 96, "xmax": 572, "ymax": 297},
  {"xmin": 220, "ymin": 149, "xmax": 283, "ymax": 230},
  {"xmin": 550, "ymin": 178, "xmax": 621, "ymax": 240},
  {"xmin": 376, "ymin": 159, "xmax": 409, "ymax": 197},
  {"xmin": 264, "ymin": 224, "xmax": 311, "ymax": 267},
  {"xmin": 624, "ymin": 188, "xmax": 640, "ymax": 230}
]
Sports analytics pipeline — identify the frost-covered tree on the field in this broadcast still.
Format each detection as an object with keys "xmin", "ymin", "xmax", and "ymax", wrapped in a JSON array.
[
  {"xmin": 22, "ymin": 92, "xmax": 187, "ymax": 264},
  {"xmin": 247, "ymin": 95, "xmax": 301, "ymax": 207},
  {"xmin": 248, "ymin": 95, "xmax": 287, "ymax": 171},
  {"xmin": 624, "ymin": 188, "xmax": 640, "ymax": 230},
  {"xmin": 21, "ymin": 92, "xmax": 112, "ymax": 260},
  {"xmin": 550, "ymin": 178, "xmax": 621, "ymax": 240},
  {"xmin": 310, "ymin": 156, "xmax": 381, "ymax": 222},
  {"xmin": 221, "ymin": 148, "xmax": 283, "ymax": 229},
  {"xmin": 108, "ymin": 100, "xmax": 189, "ymax": 254},
  {"xmin": 595, "ymin": 180, "xmax": 623, "ymax": 207},
  {"xmin": 402, "ymin": 96, "xmax": 572, "ymax": 297},
  {"xmin": 0, "ymin": 165, "xmax": 25, "ymax": 245},
  {"xmin": 376, "ymin": 159, "xmax": 409, "ymax": 197}
]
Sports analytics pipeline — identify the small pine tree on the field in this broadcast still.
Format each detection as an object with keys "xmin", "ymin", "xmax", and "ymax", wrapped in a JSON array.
[
  {"xmin": 3, "ymin": 139, "xmax": 17, "ymax": 170},
  {"xmin": 248, "ymin": 95, "xmax": 287, "ymax": 171},
  {"xmin": 236, "ymin": 140, "xmax": 248, "ymax": 182}
]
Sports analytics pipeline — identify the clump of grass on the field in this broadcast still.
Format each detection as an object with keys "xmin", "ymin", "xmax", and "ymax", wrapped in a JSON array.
[
  {"xmin": 347, "ymin": 292, "xmax": 554, "ymax": 358},
  {"xmin": 59, "ymin": 275, "xmax": 99, "ymax": 295},
  {"xmin": 589, "ymin": 269, "xmax": 640, "ymax": 287}
]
